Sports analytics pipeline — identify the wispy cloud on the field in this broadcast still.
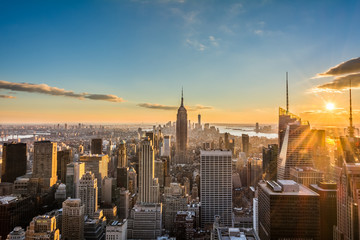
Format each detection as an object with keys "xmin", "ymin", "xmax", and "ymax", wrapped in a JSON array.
[
  {"xmin": 190, "ymin": 104, "xmax": 213, "ymax": 111},
  {"xmin": 186, "ymin": 39, "xmax": 206, "ymax": 51},
  {"xmin": 137, "ymin": 103, "xmax": 178, "ymax": 110},
  {"xmin": 0, "ymin": 80, "xmax": 124, "ymax": 102},
  {"xmin": 311, "ymin": 73, "xmax": 360, "ymax": 92},
  {"xmin": 317, "ymin": 57, "xmax": 360, "ymax": 77},
  {"xmin": 0, "ymin": 94, "xmax": 16, "ymax": 99},
  {"xmin": 209, "ymin": 36, "xmax": 219, "ymax": 46},
  {"xmin": 138, "ymin": 103, "xmax": 213, "ymax": 111}
]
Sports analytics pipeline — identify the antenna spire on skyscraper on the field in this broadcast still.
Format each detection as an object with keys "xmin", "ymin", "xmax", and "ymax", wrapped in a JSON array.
[
  {"xmin": 181, "ymin": 87, "xmax": 184, "ymax": 107},
  {"xmin": 286, "ymin": 72, "xmax": 289, "ymax": 114},
  {"xmin": 349, "ymin": 79, "xmax": 355, "ymax": 137}
]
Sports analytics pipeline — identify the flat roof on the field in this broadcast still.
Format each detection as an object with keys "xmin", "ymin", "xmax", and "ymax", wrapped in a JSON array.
[{"xmin": 259, "ymin": 181, "xmax": 319, "ymax": 196}]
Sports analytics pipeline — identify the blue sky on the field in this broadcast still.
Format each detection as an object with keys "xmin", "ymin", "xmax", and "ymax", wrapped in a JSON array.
[{"xmin": 1, "ymin": 0, "xmax": 360, "ymax": 124}]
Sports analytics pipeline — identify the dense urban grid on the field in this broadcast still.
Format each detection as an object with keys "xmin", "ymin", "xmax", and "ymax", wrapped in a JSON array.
[{"xmin": 0, "ymin": 85, "xmax": 359, "ymax": 240}]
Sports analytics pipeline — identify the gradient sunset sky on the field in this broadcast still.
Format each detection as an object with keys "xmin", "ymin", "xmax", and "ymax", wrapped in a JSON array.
[{"xmin": 1, "ymin": 0, "xmax": 360, "ymax": 125}]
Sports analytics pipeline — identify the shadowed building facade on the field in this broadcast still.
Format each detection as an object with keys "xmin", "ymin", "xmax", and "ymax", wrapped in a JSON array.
[{"xmin": 1, "ymin": 142, "xmax": 27, "ymax": 183}]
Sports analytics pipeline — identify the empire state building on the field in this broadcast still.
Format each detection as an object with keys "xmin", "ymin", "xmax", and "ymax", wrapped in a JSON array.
[{"xmin": 176, "ymin": 89, "xmax": 188, "ymax": 163}]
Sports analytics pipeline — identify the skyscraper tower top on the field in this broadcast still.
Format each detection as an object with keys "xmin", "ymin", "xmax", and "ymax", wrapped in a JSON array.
[
  {"xmin": 349, "ymin": 79, "xmax": 355, "ymax": 138},
  {"xmin": 286, "ymin": 72, "xmax": 289, "ymax": 114},
  {"xmin": 176, "ymin": 88, "xmax": 188, "ymax": 163}
]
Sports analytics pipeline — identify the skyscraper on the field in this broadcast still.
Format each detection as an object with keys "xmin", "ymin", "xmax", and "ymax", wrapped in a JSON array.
[
  {"xmin": 334, "ymin": 163, "xmax": 360, "ymax": 240},
  {"xmin": 309, "ymin": 181, "xmax": 337, "ymax": 240},
  {"xmin": 62, "ymin": 198, "xmax": 85, "ymax": 240},
  {"xmin": 57, "ymin": 149, "xmax": 72, "ymax": 183},
  {"xmin": 176, "ymin": 89, "xmax": 188, "ymax": 163},
  {"xmin": 200, "ymin": 150, "xmax": 232, "ymax": 228},
  {"xmin": 65, "ymin": 162, "xmax": 85, "ymax": 198},
  {"xmin": 242, "ymin": 134, "xmax": 249, "ymax": 155},
  {"xmin": 1, "ymin": 142, "xmax": 27, "ymax": 183},
  {"xmin": 277, "ymin": 120, "xmax": 314, "ymax": 180},
  {"xmin": 262, "ymin": 144, "xmax": 278, "ymax": 180},
  {"xmin": 91, "ymin": 138, "xmax": 103, "ymax": 155},
  {"xmin": 258, "ymin": 180, "xmax": 320, "ymax": 240},
  {"xmin": 32, "ymin": 141, "xmax": 58, "ymax": 191},
  {"xmin": 78, "ymin": 171, "xmax": 98, "ymax": 217},
  {"xmin": 117, "ymin": 140, "xmax": 128, "ymax": 189},
  {"xmin": 138, "ymin": 137, "xmax": 159, "ymax": 203}
]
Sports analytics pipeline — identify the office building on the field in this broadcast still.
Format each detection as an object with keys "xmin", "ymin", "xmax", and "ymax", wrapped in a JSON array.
[
  {"xmin": 57, "ymin": 149, "xmax": 72, "ymax": 183},
  {"xmin": 176, "ymin": 89, "xmax": 188, "ymax": 163},
  {"xmin": 116, "ymin": 188, "xmax": 129, "ymax": 220},
  {"xmin": 277, "ymin": 120, "xmax": 314, "ymax": 180},
  {"xmin": 117, "ymin": 140, "xmax": 127, "ymax": 168},
  {"xmin": 262, "ymin": 144, "xmax": 278, "ymax": 180},
  {"xmin": 127, "ymin": 203, "xmax": 162, "ymax": 239},
  {"xmin": 106, "ymin": 220, "xmax": 127, "ymax": 240},
  {"xmin": 1, "ymin": 142, "xmax": 27, "ymax": 183},
  {"xmin": 62, "ymin": 198, "xmax": 85, "ymax": 240},
  {"xmin": 78, "ymin": 171, "xmax": 98, "ymax": 217},
  {"xmin": 309, "ymin": 181, "xmax": 337, "ymax": 240},
  {"xmin": 0, "ymin": 195, "xmax": 34, "ymax": 239},
  {"xmin": 200, "ymin": 150, "xmax": 232, "ymax": 228},
  {"xmin": 65, "ymin": 162, "xmax": 85, "ymax": 198},
  {"xmin": 25, "ymin": 215, "xmax": 60, "ymax": 240},
  {"xmin": 173, "ymin": 211, "xmax": 195, "ymax": 240},
  {"xmin": 6, "ymin": 226, "xmax": 25, "ymax": 240},
  {"xmin": 31, "ymin": 141, "xmax": 58, "ymax": 192},
  {"xmin": 334, "ymin": 163, "xmax": 360, "ymax": 240},
  {"xmin": 160, "ymin": 136, "xmax": 171, "ymax": 158},
  {"xmin": 91, "ymin": 138, "xmax": 103, "ymax": 155},
  {"xmin": 84, "ymin": 210, "xmax": 106, "ymax": 240},
  {"xmin": 290, "ymin": 167, "xmax": 324, "ymax": 187},
  {"xmin": 138, "ymin": 137, "xmax": 159, "ymax": 203},
  {"xmin": 242, "ymin": 134, "xmax": 249, "ymax": 156},
  {"xmin": 258, "ymin": 180, "xmax": 320, "ymax": 240},
  {"xmin": 79, "ymin": 154, "xmax": 109, "ymax": 199}
]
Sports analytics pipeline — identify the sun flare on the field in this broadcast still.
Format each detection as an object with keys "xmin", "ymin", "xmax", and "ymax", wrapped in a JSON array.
[{"xmin": 326, "ymin": 102, "xmax": 335, "ymax": 111}]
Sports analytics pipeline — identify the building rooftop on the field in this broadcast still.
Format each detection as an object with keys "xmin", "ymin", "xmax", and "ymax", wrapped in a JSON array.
[
  {"xmin": 200, "ymin": 149, "xmax": 232, "ymax": 156},
  {"xmin": 0, "ymin": 195, "xmax": 19, "ymax": 204},
  {"xmin": 260, "ymin": 180, "xmax": 319, "ymax": 196}
]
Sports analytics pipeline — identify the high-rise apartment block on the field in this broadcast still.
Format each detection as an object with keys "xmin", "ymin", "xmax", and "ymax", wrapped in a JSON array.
[
  {"xmin": 1, "ymin": 142, "xmax": 27, "ymax": 183},
  {"xmin": 200, "ymin": 150, "xmax": 232, "ymax": 228}
]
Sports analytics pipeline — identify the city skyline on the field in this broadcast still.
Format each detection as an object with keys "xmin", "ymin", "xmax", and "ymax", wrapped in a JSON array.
[{"xmin": 1, "ymin": 0, "xmax": 360, "ymax": 125}]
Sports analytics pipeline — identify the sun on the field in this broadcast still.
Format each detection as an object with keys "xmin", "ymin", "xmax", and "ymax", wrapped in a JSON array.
[{"xmin": 326, "ymin": 102, "xmax": 335, "ymax": 111}]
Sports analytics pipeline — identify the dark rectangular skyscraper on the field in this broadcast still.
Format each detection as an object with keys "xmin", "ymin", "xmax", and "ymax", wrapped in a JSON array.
[
  {"xmin": 91, "ymin": 138, "xmax": 103, "ymax": 154},
  {"xmin": 1, "ymin": 143, "xmax": 27, "ymax": 183},
  {"xmin": 309, "ymin": 182, "xmax": 337, "ymax": 240},
  {"xmin": 262, "ymin": 144, "xmax": 278, "ymax": 180},
  {"xmin": 242, "ymin": 134, "xmax": 249, "ymax": 155},
  {"xmin": 258, "ymin": 180, "xmax": 320, "ymax": 240},
  {"xmin": 57, "ymin": 149, "xmax": 72, "ymax": 183}
]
